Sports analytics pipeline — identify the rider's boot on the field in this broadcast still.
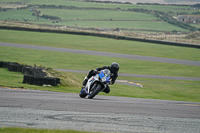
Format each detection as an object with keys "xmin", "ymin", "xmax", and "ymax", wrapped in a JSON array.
[{"xmin": 82, "ymin": 77, "xmax": 88, "ymax": 86}]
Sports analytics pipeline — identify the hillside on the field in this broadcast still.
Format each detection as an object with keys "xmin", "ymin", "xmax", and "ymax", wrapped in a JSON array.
[{"xmin": 0, "ymin": 0, "xmax": 200, "ymax": 44}]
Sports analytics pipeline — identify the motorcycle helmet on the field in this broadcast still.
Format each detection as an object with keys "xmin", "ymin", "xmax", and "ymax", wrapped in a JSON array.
[{"xmin": 111, "ymin": 62, "xmax": 119, "ymax": 72}]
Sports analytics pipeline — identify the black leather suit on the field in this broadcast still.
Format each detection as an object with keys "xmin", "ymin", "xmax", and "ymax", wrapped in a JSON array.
[{"xmin": 86, "ymin": 66, "xmax": 118, "ymax": 93}]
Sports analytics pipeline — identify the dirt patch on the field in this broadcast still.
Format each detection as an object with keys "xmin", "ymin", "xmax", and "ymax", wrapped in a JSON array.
[{"xmin": 0, "ymin": 4, "xmax": 28, "ymax": 9}]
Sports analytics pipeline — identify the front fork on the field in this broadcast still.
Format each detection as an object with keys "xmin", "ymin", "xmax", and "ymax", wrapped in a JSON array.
[{"xmin": 81, "ymin": 82, "xmax": 98, "ymax": 96}]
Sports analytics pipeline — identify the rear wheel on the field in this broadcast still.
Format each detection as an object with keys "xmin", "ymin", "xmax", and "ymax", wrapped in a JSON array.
[{"xmin": 88, "ymin": 84, "xmax": 101, "ymax": 99}]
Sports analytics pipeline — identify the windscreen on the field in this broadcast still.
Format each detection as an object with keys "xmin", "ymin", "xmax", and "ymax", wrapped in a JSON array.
[{"xmin": 102, "ymin": 69, "xmax": 111, "ymax": 77}]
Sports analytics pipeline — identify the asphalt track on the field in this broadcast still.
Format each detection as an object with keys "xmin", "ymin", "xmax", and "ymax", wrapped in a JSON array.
[
  {"xmin": 0, "ymin": 88, "xmax": 200, "ymax": 133},
  {"xmin": 1, "ymin": 42, "xmax": 200, "ymax": 132}
]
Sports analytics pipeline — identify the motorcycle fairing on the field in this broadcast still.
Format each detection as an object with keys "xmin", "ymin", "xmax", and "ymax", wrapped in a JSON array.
[
  {"xmin": 99, "ymin": 70, "xmax": 110, "ymax": 83},
  {"xmin": 86, "ymin": 74, "xmax": 99, "ymax": 95},
  {"xmin": 81, "ymin": 69, "xmax": 111, "ymax": 97}
]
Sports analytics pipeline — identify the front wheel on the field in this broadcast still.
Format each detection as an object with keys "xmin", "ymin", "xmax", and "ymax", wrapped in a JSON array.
[
  {"xmin": 88, "ymin": 84, "xmax": 101, "ymax": 99},
  {"xmin": 79, "ymin": 88, "xmax": 87, "ymax": 98}
]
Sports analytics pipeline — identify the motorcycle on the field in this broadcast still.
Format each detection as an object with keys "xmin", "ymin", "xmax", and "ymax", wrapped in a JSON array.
[{"xmin": 79, "ymin": 69, "xmax": 111, "ymax": 99}]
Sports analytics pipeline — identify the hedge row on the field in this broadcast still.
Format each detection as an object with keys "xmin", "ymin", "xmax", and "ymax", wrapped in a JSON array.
[
  {"xmin": 137, "ymin": 3, "xmax": 191, "ymax": 6},
  {"xmin": 84, "ymin": 0, "xmax": 132, "ymax": 4},
  {"xmin": 0, "ymin": 61, "xmax": 60, "ymax": 86}
]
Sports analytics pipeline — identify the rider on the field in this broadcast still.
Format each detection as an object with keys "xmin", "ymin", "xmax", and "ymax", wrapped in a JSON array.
[{"xmin": 82, "ymin": 62, "xmax": 120, "ymax": 94}]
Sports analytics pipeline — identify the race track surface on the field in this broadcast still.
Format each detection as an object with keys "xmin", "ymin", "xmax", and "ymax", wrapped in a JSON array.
[{"xmin": 0, "ymin": 88, "xmax": 200, "ymax": 133}]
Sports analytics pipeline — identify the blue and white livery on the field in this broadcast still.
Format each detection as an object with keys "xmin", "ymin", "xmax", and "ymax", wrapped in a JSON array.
[{"xmin": 79, "ymin": 69, "xmax": 111, "ymax": 99}]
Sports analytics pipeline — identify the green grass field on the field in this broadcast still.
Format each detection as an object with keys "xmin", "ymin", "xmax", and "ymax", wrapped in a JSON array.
[
  {"xmin": 0, "ymin": 29, "xmax": 200, "ymax": 102},
  {"xmin": 34, "ymin": 8, "xmax": 179, "ymax": 31},
  {"xmin": 39, "ymin": 9, "xmax": 158, "ymax": 20},
  {"xmin": 1, "ymin": 46, "xmax": 200, "ymax": 77},
  {"xmin": 63, "ymin": 20, "xmax": 189, "ymax": 31},
  {"xmin": 191, "ymin": 23, "xmax": 200, "ymax": 28},
  {"xmin": 0, "ymin": 9, "xmax": 45, "ymax": 21},
  {"xmin": 0, "ymin": 0, "xmax": 25, "ymax": 2},
  {"xmin": 0, "ymin": 29, "xmax": 199, "ymax": 61},
  {"xmin": 26, "ymin": 0, "xmax": 192, "ymax": 13},
  {"xmin": 24, "ymin": 0, "xmax": 199, "ymax": 16},
  {"xmin": 27, "ymin": 20, "xmax": 189, "ymax": 32},
  {"xmin": 0, "ymin": 9, "xmax": 189, "ymax": 32}
]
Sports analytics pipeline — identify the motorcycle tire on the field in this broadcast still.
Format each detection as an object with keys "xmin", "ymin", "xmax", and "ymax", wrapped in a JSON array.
[
  {"xmin": 88, "ymin": 84, "xmax": 101, "ymax": 99},
  {"xmin": 79, "ymin": 90, "xmax": 87, "ymax": 98}
]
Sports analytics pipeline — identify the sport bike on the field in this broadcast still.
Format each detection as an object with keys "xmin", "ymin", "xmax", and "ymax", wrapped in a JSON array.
[{"xmin": 79, "ymin": 69, "xmax": 111, "ymax": 99}]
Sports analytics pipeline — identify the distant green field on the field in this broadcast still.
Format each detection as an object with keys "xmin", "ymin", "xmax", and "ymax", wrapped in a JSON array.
[
  {"xmin": 26, "ymin": 20, "xmax": 189, "ymax": 31},
  {"xmin": 0, "ymin": 0, "xmax": 197, "ymax": 33},
  {"xmin": 26, "ymin": 0, "xmax": 192, "ymax": 13},
  {"xmin": 0, "ymin": 0, "xmax": 196, "ymax": 32},
  {"xmin": 191, "ymin": 23, "xmax": 200, "ymax": 28},
  {"xmin": 37, "ymin": 8, "xmax": 188, "ymax": 31},
  {"xmin": 0, "ymin": 9, "xmax": 45, "ymax": 21},
  {"xmin": 60, "ymin": 20, "xmax": 189, "ymax": 31},
  {"xmin": 0, "ymin": 9, "xmax": 187, "ymax": 31},
  {"xmin": 39, "ymin": 9, "xmax": 158, "ymax": 20}
]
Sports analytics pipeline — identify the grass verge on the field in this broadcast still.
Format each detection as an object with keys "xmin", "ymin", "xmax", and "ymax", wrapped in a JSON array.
[
  {"xmin": 1, "ymin": 68, "xmax": 200, "ymax": 102},
  {"xmin": 0, "ymin": 68, "xmax": 81, "ymax": 93},
  {"xmin": 0, "ymin": 127, "xmax": 100, "ymax": 133}
]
